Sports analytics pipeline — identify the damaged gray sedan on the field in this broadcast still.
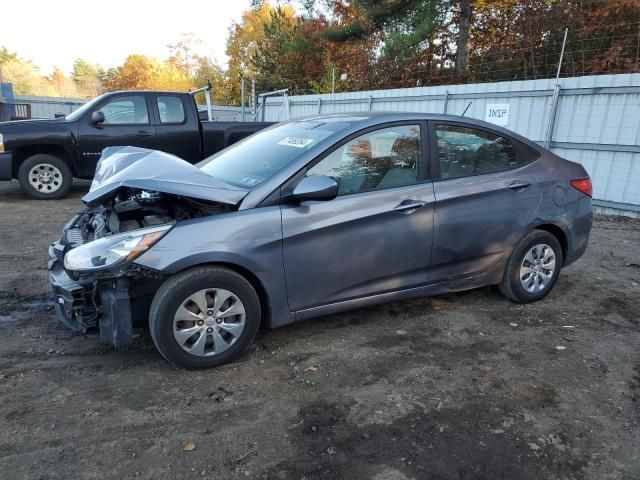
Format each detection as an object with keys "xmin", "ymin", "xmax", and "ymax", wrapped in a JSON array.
[{"xmin": 49, "ymin": 113, "xmax": 593, "ymax": 369}]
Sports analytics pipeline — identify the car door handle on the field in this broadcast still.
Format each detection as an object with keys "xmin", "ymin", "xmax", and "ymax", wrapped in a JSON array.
[
  {"xmin": 393, "ymin": 200, "xmax": 426, "ymax": 213},
  {"xmin": 135, "ymin": 130, "xmax": 153, "ymax": 137},
  {"xmin": 508, "ymin": 181, "xmax": 532, "ymax": 191}
]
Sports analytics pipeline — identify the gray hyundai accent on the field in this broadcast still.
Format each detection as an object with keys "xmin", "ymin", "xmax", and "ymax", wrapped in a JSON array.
[{"xmin": 48, "ymin": 113, "xmax": 593, "ymax": 369}]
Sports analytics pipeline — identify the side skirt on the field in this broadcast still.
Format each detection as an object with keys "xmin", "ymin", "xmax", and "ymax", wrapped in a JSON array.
[{"xmin": 293, "ymin": 269, "xmax": 501, "ymax": 323}]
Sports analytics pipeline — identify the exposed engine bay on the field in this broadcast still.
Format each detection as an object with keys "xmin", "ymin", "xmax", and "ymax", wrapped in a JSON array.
[
  {"xmin": 49, "ymin": 188, "xmax": 236, "ymax": 349},
  {"xmin": 49, "ymin": 146, "xmax": 249, "ymax": 349},
  {"xmin": 62, "ymin": 189, "xmax": 234, "ymax": 248}
]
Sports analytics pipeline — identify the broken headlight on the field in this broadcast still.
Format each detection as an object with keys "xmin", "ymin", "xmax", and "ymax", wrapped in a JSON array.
[{"xmin": 64, "ymin": 224, "xmax": 171, "ymax": 272}]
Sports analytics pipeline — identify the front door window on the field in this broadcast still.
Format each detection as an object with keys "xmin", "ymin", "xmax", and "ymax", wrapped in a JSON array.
[
  {"xmin": 307, "ymin": 124, "xmax": 422, "ymax": 195},
  {"xmin": 98, "ymin": 96, "xmax": 149, "ymax": 125}
]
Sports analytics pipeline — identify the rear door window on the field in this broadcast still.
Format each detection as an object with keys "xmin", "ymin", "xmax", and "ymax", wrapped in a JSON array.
[
  {"xmin": 157, "ymin": 96, "xmax": 186, "ymax": 124},
  {"xmin": 435, "ymin": 125, "xmax": 529, "ymax": 179}
]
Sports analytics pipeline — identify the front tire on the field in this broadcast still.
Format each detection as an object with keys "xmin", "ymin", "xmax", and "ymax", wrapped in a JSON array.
[
  {"xmin": 149, "ymin": 266, "xmax": 261, "ymax": 370},
  {"xmin": 18, "ymin": 154, "xmax": 73, "ymax": 200},
  {"xmin": 499, "ymin": 230, "xmax": 563, "ymax": 303}
]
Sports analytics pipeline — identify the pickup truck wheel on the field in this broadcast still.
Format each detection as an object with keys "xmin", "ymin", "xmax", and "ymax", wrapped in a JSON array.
[
  {"xmin": 149, "ymin": 266, "xmax": 261, "ymax": 370},
  {"xmin": 18, "ymin": 154, "xmax": 73, "ymax": 200}
]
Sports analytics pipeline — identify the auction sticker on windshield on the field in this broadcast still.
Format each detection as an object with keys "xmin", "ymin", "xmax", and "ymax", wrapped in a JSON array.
[{"xmin": 277, "ymin": 136, "xmax": 315, "ymax": 148}]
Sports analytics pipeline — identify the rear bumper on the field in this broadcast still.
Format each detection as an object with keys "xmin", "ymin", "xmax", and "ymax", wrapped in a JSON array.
[
  {"xmin": 565, "ymin": 199, "xmax": 593, "ymax": 266},
  {"xmin": 0, "ymin": 152, "xmax": 12, "ymax": 180}
]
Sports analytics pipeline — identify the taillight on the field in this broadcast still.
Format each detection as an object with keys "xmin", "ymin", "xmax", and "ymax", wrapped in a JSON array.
[{"xmin": 570, "ymin": 178, "xmax": 592, "ymax": 198}]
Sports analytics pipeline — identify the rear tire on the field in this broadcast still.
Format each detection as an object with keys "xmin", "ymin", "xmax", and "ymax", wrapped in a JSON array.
[
  {"xmin": 149, "ymin": 266, "xmax": 261, "ymax": 370},
  {"xmin": 499, "ymin": 230, "xmax": 563, "ymax": 303},
  {"xmin": 18, "ymin": 154, "xmax": 73, "ymax": 200}
]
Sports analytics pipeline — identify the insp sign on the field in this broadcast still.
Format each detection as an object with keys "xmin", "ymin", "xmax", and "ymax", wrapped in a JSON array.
[{"xmin": 485, "ymin": 104, "xmax": 510, "ymax": 126}]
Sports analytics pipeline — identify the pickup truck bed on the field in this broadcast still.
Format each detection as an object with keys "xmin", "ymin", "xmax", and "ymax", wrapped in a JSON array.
[{"xmin": 201, "ymin": 122, "xmax": 275, "ymax": 158}]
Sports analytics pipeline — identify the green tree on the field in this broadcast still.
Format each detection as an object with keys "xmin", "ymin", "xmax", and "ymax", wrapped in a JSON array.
[
  {"xmin": 252, "ymin": 7, "xmax": 302, "ymax": 91},
  {"xmin": 192, "ymin": 56, "xmax": 229, "ymax": 103},
  {"xmin": 0, "ymin": 47, "xmax": 19, "ymax": 65},
  {"xmin": 96, "ymin": 66, "xmax": 117, "ymax": 93},
  {"xmin": 322, "ymin": 0, "xmax": 469, "ymax": 73},
  {"xmin": 225, "ymin": 2, "xmax": 297, "ymax": 103},
  {"xmin": 72, "ymin": 58, "xmax": 100, "ymax": 96}
]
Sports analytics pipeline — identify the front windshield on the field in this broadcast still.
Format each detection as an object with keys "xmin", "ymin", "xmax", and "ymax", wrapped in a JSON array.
[
  {"xmin": 65, "ymin": 93, "xmax": 109, "ymax": 121},
  {"xmin": 198, "ymin": 120, "xmax": 351, "ymax": 188}
]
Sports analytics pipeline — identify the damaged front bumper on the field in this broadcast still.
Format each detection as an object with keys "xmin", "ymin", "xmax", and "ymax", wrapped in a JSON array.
[{"xmin": 48, "ymin": 240, "xmax": 161, "ymax": 348}]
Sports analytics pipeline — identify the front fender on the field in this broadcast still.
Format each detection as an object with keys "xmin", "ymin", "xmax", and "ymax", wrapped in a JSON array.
[
  {"xmin": 134, "ymin": 207, "xmax": 293, "ymax": 328},
  {"xmin": 5, "ymin": 121, "xmax": 78, "ymax": 174},
  {"xmin": 151, "ymin": 250, "xmax": 267, "ymax": 278}
]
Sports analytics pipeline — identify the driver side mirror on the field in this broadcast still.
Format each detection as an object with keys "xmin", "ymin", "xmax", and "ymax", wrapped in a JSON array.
[
  {"xmin": 90, "ymin": 111, "xmax": 105, "ymax": 126},
  {"xmin": 292, "ymin": 175, "xmax": 338, "ymax": 202}
]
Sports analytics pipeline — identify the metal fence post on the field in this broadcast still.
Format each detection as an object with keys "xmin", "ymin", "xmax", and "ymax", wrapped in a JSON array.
[
  {"xmin": 241, "ymin": 78, "xmax": 245, "ymax": 122},
  {"xmin": 443, "ymin": 91, "xmax": 449, "ymax": 114},
  {"xmin": 544, "ymin": 28, "xmax": 568, "ymax": 149},
  {"xmin": 331, "ymin": 66, "xmax": 336, "ymax": 109},
  {"xmin": 556, "ymin": 28, "xmax": 569, "ymax": 81},
  {"xmin": 544, "ymin": 84, "xmax": 561, "ymax": 149},
  {"xmin": 368, "ymin": 95, "xmax": 372, "ymax": 111},
  {"xmin": 285, "ymin": 93, "xmax": 291, "ymax": 120},
  {"xmin": 251, "ymin": 79, "xmax": 256, "ymax": 121},
  {"xmin": 317, "ymin": 97, "xmax": 321, "ymax": 114}
]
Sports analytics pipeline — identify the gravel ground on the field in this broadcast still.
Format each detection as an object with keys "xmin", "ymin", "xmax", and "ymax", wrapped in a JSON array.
[{"xmin": 0, "ymin": 179, "xmax": 639, "ymax": 480}]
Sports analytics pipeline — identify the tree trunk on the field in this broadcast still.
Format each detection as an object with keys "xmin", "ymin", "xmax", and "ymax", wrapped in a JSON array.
[{"xmin": 455, "ymin": 0, "xmax": 472, "ymax": 75}]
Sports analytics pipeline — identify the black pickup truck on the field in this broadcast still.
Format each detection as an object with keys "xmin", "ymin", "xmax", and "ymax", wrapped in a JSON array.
[{"xmin": 0, "ymin": 89, "xmax": 271, "ymax": 199}]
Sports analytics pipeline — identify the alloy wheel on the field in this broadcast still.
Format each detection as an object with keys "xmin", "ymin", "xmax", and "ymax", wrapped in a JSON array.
[
  {"xmin": 519, "ymin": 243, "xmax": 556, "ymax": 293},
  {"xmin": 173, "ymin": 288, "xmax": 246, "ymax": 357}
]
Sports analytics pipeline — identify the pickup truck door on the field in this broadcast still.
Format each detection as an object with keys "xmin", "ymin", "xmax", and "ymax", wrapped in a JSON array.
[
  {"xmin": 152, "ymin": 94, "xmax": 202, "ymax": 163},
  {"xmin": 77, "ymin": 94, "xmax": 156, "ymax": 177}
]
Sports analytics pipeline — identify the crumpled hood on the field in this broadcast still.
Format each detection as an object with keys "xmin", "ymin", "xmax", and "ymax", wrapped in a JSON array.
[{"xmin": 82, "ymin": 146, "xmax": 249, "ymax": 206}]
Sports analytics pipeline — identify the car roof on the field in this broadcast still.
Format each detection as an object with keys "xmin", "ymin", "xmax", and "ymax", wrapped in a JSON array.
[
  {"xmin": 290, "ymin": 111, "xmax": 489, "ymax": 125},
  {"xmin": 287, "ymin": 112, "xmax": 543, "ymax": 152},
  {"xmin": 108, "ymin": 90, "xmax": 190, "ymax": 96}
]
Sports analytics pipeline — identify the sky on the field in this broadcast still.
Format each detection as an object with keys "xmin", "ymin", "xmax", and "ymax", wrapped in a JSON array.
[{"xmin": 0, "ymin": 0, "xmax": 252, "ymax": 74}]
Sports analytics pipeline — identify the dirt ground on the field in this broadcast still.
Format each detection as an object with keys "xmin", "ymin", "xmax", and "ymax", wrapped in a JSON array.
[{"xmin": 0, "ymin": 179, "xmax": 638, "ymax": 480}]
